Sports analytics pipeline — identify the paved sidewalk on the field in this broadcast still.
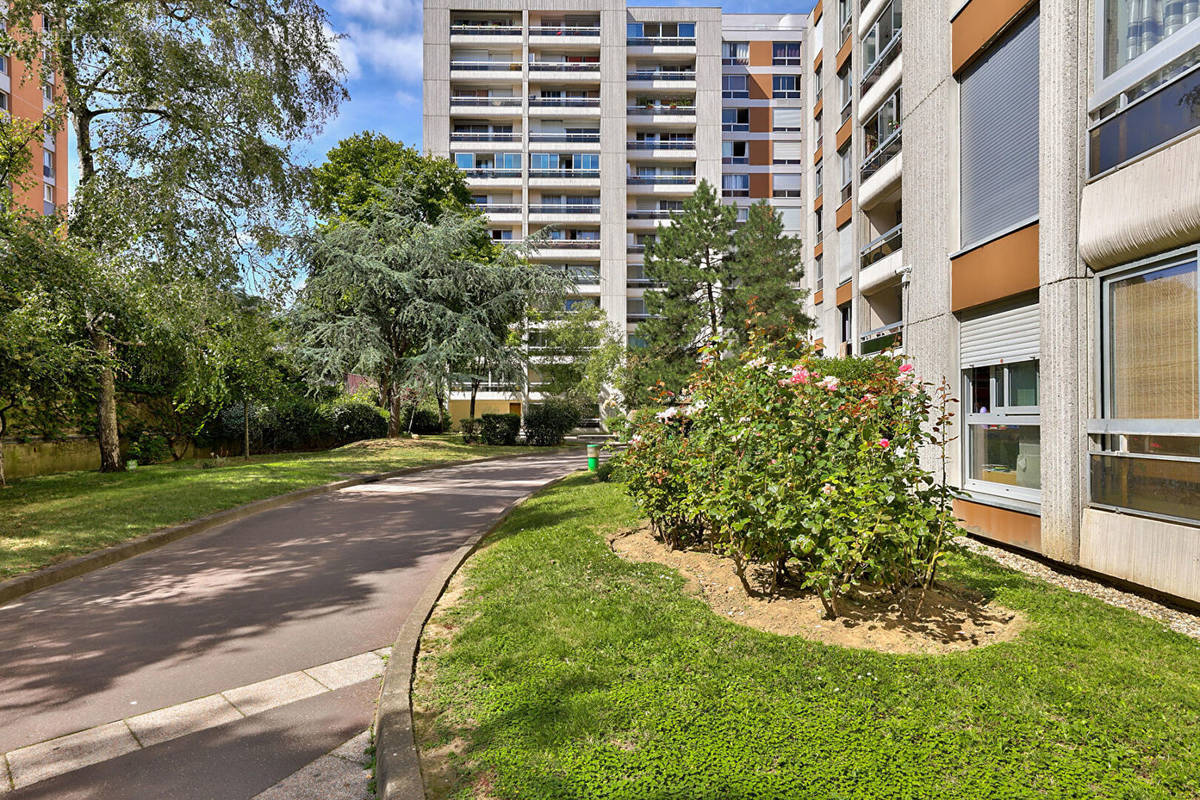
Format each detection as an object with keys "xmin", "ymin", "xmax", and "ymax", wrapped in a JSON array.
[{"xmin": 0, "ymin": 452, "xmax": 580, "ymax": 798}]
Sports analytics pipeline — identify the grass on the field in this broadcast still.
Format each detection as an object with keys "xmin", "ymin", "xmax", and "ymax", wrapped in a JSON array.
[
  {"xmin": 0, "ymin": 437, "xmax": 557, "ymax": 579},
  {"xmin": 415, "ymin": 475, "xmax": 1200, "ymax": 800}
]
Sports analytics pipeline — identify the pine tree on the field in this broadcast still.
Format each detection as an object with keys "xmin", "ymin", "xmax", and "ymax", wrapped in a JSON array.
[{"xmin": 728, "ymin": 200, "xmax": 813, "ymax": 348}]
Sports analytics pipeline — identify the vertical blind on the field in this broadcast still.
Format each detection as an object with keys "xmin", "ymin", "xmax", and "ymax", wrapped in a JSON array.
[{"xmin": 959, "ymin": 10, "xmax": 1039, "ymax": 249}]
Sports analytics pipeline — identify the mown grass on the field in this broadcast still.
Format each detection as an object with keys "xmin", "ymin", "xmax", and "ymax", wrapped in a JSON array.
[
  {"xmin": 0, "ymin": 437, "xmax": 542, "ymax": 578},
  {"xmin": 416, "ymin": 475, "xmax": 1200, "ymax": 800}
]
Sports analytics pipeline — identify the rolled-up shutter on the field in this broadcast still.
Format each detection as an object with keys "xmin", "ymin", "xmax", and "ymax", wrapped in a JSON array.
[
  {"xmin": 773, "ymin": 141, "xmax": 805, "ymax": 161},
  {"xmin": 959, "ymin": 299, "xmax": 1040, "ymax": 368},
  {"xmin": 773, "ymin": 108, "xmax": 805, "ymax": 130},
  {"xmin": 778, "ymin": 207, "xmax": 803, "ymax": 231},
  {"xmin": 959, "ymin": 9, "xmax": 1039, "ymax": 248},
  {"xmin": 773, "ymin": 173, "xmax": 802, "ymax": 190},
  {"xmin": 837, "ymin": 223, "xmax": 854, "ymax": 284}
]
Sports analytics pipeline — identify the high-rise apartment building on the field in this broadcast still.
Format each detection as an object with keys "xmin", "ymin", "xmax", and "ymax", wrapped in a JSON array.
[
  {"xmin": 806, "ymin": 0, "xmax": 1200, "ymax": 604},
  {"xmin": 0, "ymin": 16, "xmax": 67, "ymax": 216},
  {"xmin": 422, "ymin": 0, "xmax": 807, "ymax": 418}
]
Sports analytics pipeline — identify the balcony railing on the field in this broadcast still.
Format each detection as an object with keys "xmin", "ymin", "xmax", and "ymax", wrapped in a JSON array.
[
  {"xmin": 722, "ymin": 122, "xmax": 750, "ymax": 132},
  {"xmin": 530, "ymin": 203, "xmax": 600, "ymax": 214},
  {"xmin": 474, "ymin": 203, "xmax": 521, "ymax": 214},
  {"xmin": 627, "ymin": 140, "xmax": 694, "ymax": 150},
  {"xmin": 627, "ymin": 209, "xmax": 677, "ymax": 219},
  {"xmin": 860, "ymin": 127, "xmax": 902, "ymax": 181},
  {"xmin": 723, "ymin": 156, "xmax": 749, "ymax": 164},
  {"xmin": 451, "ymin": 132, "xmax": 520, "ymax": 142},
  {"xmin": 722, "ymin": 90, "xmax": 750, "ymax": 99},
  {"xmin": 450, "ymin": 60, "xmax": 522, "ymax": 71},
  {"xmin": 627, "ymin": 36, "xmax": 695, "ymax": 46},
  {"xmin": 529, "ymin": 25, "xmax": 600, "ymax": 36},
  {"xmin": 465, "ymin": 168, "xmax": 522, "ymax": 179},
  {"xmin": 772, "ymin": 56, "xmax": 803, "ymax": 66},
  {"xmin": 861, "ymin": 31, "xmax": 902, "ymax": 93},
  {"xmin": 529, "ymin": 61, "xmax": 600, "ymax": 72},
  {"xmin": 860, "ymin": 223, "xmax": 903, "ymax": 270},
  {"xmin": 451, "ymin": 96, "xmax": 522, "ymax": 108},
  {"xmin": 541, "ymin": 239, "xmax": 601, "ymax": 249},
  {"xmin": 722, "ymin": 188, "xmax": 749, "ymax": 197},
  {"xmin": 529, "ymin": 132, "xmax": 600, "ymax": 142},
  {"xmin": 450, "ymin": 24, "xmax": 520, "ymax": 36},
  {"xmin": 529, "ymin": 96, "xmax": 599, "ymax": 107},
  {"xmin": 773, "ymin": 189, "xmax": 803, "ymax": 198},
  {"xmin": 860, "ymin": 320, "xmax": 904, "ymax": 354},
  {"xmin": 529, "ymin": 168, "xmax": 600, "ymax": 178},
  {"xmin": 628, "ymin": 70, "xmax": 696, "ymax": 81},
  {"xmin": 774, "ymin": 90, "xmax": 803, "ymax": 99},
  {"xmin": 627, "ymin": 105, "xmax": 696, "ymax": 115},
  {"xmin": 627, "ymin": 242, "xmax": 649, "ymax": 252},
  {"xmin": 628, "ymin": 175, "xmax": 696, "ymax": 185}
]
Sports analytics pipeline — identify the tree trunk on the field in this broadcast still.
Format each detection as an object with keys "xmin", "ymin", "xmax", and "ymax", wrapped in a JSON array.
[
  {"xmin": 93, "ymin": 331, "xmax": 124, "ymax": 473},
  {"xmin": 243, "ymin": 401, "xmax": 251, "ymax": 460},
  {"xmin": 0, "ymin": 405, "xmax": 8, "ymax": 488},
  {"xmin": 470, "ymin": 380, "xmax": 480, "ymax": 419},
  {"xmin": 0, "ymin": 440, "xmax": 5, "ymax": 489},
  {"xmin": 387, "ymin": 389, "xmax": 402, "ymax": 438}
]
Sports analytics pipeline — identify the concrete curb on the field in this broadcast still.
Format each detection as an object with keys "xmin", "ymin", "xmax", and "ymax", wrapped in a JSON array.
[
  {"xmin": 0, "ymin": 448, "xmax": 582, "ymax": 608},
  {"xmin": 372, "ymin": 468, "xmax": 582, "ymax": 800}
]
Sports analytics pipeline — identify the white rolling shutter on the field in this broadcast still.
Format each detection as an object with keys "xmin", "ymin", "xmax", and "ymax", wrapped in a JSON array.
[
  {"xmin": 837, "ymin": 224, "xmax": 854, "ymax": 284},
  {"xmin": 959, "ymin": 299, "xmax": 1041, "ymax": 368},
  {"xmin": 773, "ymin": 173, "xmax": 802, "ymax": 190},
  {"xmin": 960, "ymin": 10, "xmax": 1039, "ymax": 248},
  {"xmin": 773, "ymin": 108, "xmax": 805, "ymax": 130},
  {"xmin": 778, "ymin": 207, "xmax": 803, "ymax": 231},
  {"xmin": 773, "ymin": 141, "xmax": 805, "ymax": 161}
]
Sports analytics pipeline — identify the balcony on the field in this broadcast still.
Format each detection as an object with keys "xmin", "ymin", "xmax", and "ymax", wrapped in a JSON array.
[
  {"xmin": 859, "ymin": 224, "xmax": 903, "ymax": 293},
  {"xmin": 528, "ymin": 61, "xmax": 600, "ymax": 74},
  {"xmin": 628, "ymin": 70, "xmax": 696, "ymax": 82},
  {"xmin": 450, "ymin": 60, "xmax": 522, "ymax": 73},
  {"xmin": 473, "ymin": 203, "xmax": 521, "ymax": 214},
  {"xmin": 451, "ymin": 96, "xmax": 522, "ymax": 109},
  {"xmin": 861, "ymin": 127, "xmax": 901, "ymax": 182},
  {"xmin": 539, "ymin": 239, "xmax": 601, "ymax": 250},
  {"xmin": 529, "ymin": 132, "xmax": 600, "ymax": 143},
  {"xmin": 627, "ymin": 105, "xmax": 696, "ymax": 116},
  {"xmin": 450, "ymin": 24, "xmax": 521, "ymax": 37},
  {"xmin": 529, "ymin": 96, "xmax": 599, "ymax": 108},
  {"xmin": 861, "ymin": 31, "xmax": 901, "ymax": 94},
  {"xmin": 860, "ymin": 320, "xmax": 903, "ymax": 354},
  {"xmin": 529, "ymin": 25, "xmax": 600, "ymax": 37},
  {"xmin": 627, "ymin": 140, "xmax": 695, "ymax": 151},
  {"xmin": 627, "ymin": 36, "xmax": 695, "ymax": 47},
  {"xmin": 628, "ymin": 175, "xmax": 696, "ymax": 185},
  {"xmin": 451, "ymin": 132, "xmax": 520, "ymax": 143},
  {"xmin": 529, "ymin": 168, "xmax": 600, "ymax": 179},
  {"xmin": 464, "ymin": 168, "xmax": 522, "ymax": 179},
  {"xmin": 627, "ymin": 209, "xmax": 677, "ymax": 219},
  {"xmin": 860, "ymin": 223, "xmax": 902, "ymax": 270},
  {"xmin": 530, "ymin": 203, "xmax": 600, "ymax": 214}
]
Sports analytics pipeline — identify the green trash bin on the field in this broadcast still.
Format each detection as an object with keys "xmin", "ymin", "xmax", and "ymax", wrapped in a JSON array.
[{"xmin": 587, "ymin": 444, "xmax": 600, "ymax": 472}]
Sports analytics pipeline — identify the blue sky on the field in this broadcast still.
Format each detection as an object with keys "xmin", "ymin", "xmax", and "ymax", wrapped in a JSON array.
[{"xmin": 302, "ymin": 0, "xmax": 818, "ymax": 166}]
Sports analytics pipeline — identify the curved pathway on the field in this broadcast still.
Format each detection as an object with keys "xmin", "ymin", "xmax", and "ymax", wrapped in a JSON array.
[{"xmin": 0, "ymin": 452, "xmax": 581, "ymax": 798}]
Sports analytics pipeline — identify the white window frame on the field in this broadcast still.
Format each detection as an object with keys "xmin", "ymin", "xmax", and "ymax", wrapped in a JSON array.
[
  {"xmin": 1092, "ymin": 3, "xmax": 1200, "ymax": 111},
  {"xmin": 962, "ymin": 359, "xmax": 1042, "ymax": 504}
]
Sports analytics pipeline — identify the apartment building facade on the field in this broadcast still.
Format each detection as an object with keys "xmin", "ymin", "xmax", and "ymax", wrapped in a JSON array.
[
  {"xmin": 806, "ymin": 0, "xmax": 1200, "ymax": 604},
  {"xmin": 422, "ymin": 0, "xmax": 807, "ymax": 419},
  {"xmin": 1, "ymin": 15, "xmax": 67, "ymax": 217}
]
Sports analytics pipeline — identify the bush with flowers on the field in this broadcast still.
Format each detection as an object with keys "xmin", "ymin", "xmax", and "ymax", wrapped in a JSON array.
[{"xmin": 614, "ymin": 331, "xmax": 962, "ymax": 619}]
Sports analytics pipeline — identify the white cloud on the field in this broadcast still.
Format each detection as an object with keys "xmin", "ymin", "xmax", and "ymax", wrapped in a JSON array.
[
  {"xmin": 334, "ymin": 0, "xmax": 421, "ymax": 26},
  {"xmin": 395, "ymin": 89, "xmax": 420, "ymax": 106},
  {"xmin": 325, "ymin": 24, "xmax": 363, "ymax": 81},
  {"xmin": 346, "ymin": 26, "xmax": 423, "ymax": 82}
]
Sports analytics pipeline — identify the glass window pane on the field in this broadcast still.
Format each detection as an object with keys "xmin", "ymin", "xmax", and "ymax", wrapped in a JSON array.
[
  {"xmin": 1103, "ymin": 0, "xmax": 1200, "ymax": 77},
  {"xmin": 1124, "ymin": 435, "xmax": 1200, "ymax": 457},
  {"xmin": 455, "ymin": 153, "xmax": 474, "ymax": 169},
  {"xmin": 1008, "ymin": 360, "xmax": 1040, "ymax": 407},
  {"xmin": 1091, "ymin": 452, "xmax": 1200, "ymax": 519},
  {"xmin": 967, "ymin": 366, "xmax": 992, "ymax": 413},
  {"xmin": 1107, "ymin": 259, "xmax": 1199, "ymax": 418},
  {"xmin": 969, "ymin": 424, "xmax": 1041, "ymax": 489}
]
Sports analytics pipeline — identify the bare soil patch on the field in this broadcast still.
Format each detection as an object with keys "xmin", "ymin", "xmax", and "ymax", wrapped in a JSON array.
[{"xmin": 610, "ymin": 524, "xmax": 1027, "ymax": 655}]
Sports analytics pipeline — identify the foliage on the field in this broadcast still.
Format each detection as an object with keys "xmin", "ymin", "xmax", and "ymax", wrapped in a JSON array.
[
  {"xmin": 727, "ymin": 201, "xmax": 813, "ymax": 347},
  {"xmin": 524, "ymin": 399, "xmax": 582, "ymax": 447},
  {"xmin": 0, "ymin": 437, "xmax": 520, "ymax": 578},
  {"xmin": 480, "ymin": 413, "xmax": 520, "ymax": 446},
  {"xmin": 205, "ymin": 395, "xmax": 385, "ymax": 454},
  {"xmin": 327, "ymin": 398, "xmax": 389, "ymax": 442},
  {"xmin": 405, "ymin": 408, "xmax": 450, "ymax": 436},
  {"xmin": 615, "ymin": 331, "xmax": 961, "ymax": 618},
  {"xmin": 621, "ymin": 180, "xmax": 738, "ymax": 407},
  {"xmin": 459, "ymin": 418, "xmax": 483, "ymax": 444},
  {"xmin": 593, "ymin": 458, "xmax": 616, "ymax": 483},
  {"xmin": 311, "ymin": 132, "xmax": 473, "ymax": 225},
  {"xmin": 414, "ymin": 476, "xmax": 1200, "ymax": 800},
  {"xmin": 126, "ymin": 433, "xmax": 171, "ymax": 465},
  {"xmin": 526, "ymin": 304, "xmax": 624, "ymax": 410}
]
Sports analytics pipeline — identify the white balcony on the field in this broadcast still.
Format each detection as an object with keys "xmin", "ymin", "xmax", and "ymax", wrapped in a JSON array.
[
  {"xmin": 626, "ymin": 71, "xmax": 697, "ymax": 90},
  {"xmin": 859, "ymin": 225, "xmax": 904, "ymax": 294},
  {"xmin": 859, "ymin": 49, "xmax": 902, "ymax": 123},
  {"xmin": 527, "ymin": 62, "xmax": 602, "ymax": 82},
  {"xmin": 450, "ymin": 61, "xmax": 523, "ymax": 81},
  {"xmin": 625, "ymin": 141, "xmax": 697, "ymax": 160},
  {"xmin": 626, "ymin": 176, "xmax": 697, "ymax": 195},
  {"xmin": 529, "ymin": 26, "xmax": 601, "ymax": 46},
  {"xmin": 528, "ymin": 97, "xmax": 600, "ymax": 117},
  {"xmin": 450, "ymin": 97, "xmax": 522, "ymax": 116},
  {"xmin": 529, "ymin": 203, "xmax": 601, "ymax": 222},
  {"xmin": 449, "ymin": 24, "xmax": 522, "ymax": 45},
  {"xmin": 527, "ymin": 240, "xmax": 602, "ymax": 258},
  {"xmin": 625, "ymin": 106, "xmax": 697, "ymax": 125},
  {"xmin": 859, "ymin": 141, "xmax": 902, "ymax": 211}
]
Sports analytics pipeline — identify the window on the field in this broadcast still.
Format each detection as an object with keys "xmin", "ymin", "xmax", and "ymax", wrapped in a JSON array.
[
  {"xmin": 774, "ymin": 172, "xmax": 803, "ymax": 196},
  {"xmin": 838, "ymin": 66, "xmax": 852, "ymax": 113},
  {"xmin": 774, "ymin": 141, "xmax": 804, "ymax": 164},
  {"xmin": 773, "ymin": 41, "xmax": 802, "ymax": 65},
  {"xmin": 0, "ymin": 91, "xmax": 8, "ymax": 112},
  {"xmin": 961, "ymin": 300, "xmax": 1042, "ymax": 501},
  {"xmin": 838, "ymin": 0, "xmax": 853, "ymax": 42},
  {"xmin": 773, "ymin": 108, "xmax": 805, "ymax": 131},
  {"xmin": 722, "ymin": 140, "xmax": 748, "ymax": 164},
  {"xmin": 815, "ymin": 254, "xmax": 824, "ymax": 292},
  {"xmin": 736, "ymin": 206, "xmax": 750, "ymax": 223},
  {"xmin": 815, "ymin": 210, "xmax": 823, "ymax": 242},
  {"xmin": 43, "ymin": 150, "xmax": 54, "ymax": 180},
  {"xmin": 837, "ymin": 222, "xmax": 853, "ymax": 284},
  {"xmin": 722, "ymin": 174, "xmax": 749, "ymax": 197},
  {"xmin": 960, "ymin": 9, "xmax": 1039, "ymax": 249},
  {"xmin": 628, "ymin": 21, "xmax": 694, "ymax": 41},
  {"xmin": 43, "ymin": 183, "xmax": 54, "ymax": 216},
  {"xmin": 722, "ymin": 75, "xmax": 748, "ymax": 98},
  {"xmin": 839, "ymin": 303, "xmax": 852, "ymax": 349},
  {"xmin": 42, "ymin": 83, "xmax": 53, "ymax": 101},
  {"xmin": 863, "ymin": 89, "xmax": 901, "ymax": 157},
  {"xmin": 839, "ymin": 145, "xmax": 852, "ymax": 203},
  {"xmin": 1092, "ymin": 249, "xmax": 1200, "ymax": 521},
  {"xmin": 814, "ymin": 162, "xmax": 823, "ymax": 196},
  {"xmin": 862, "ymin": 0, "xmax": 902, "ymax": 79},
  {"xmin": 722, "ymin": 107, "xmax": 749, "ymax": 131},
  {"xmin": 772, "ymin": 74, "xmax": 801, "ymax": 98},
  {"xmin": 722, "ymin": 41, "xmax": 748, "ymax": 65},
  {"xmin": 0, "ymin": 56, "xmax": 8, "ymax": 75},
  {"xmin": 1100, "ymin": 1, "xmax": 1200, "ymax": 82}
]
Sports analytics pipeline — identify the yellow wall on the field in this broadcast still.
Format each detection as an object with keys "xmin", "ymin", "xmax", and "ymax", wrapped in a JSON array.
[{"xmin": 448, "ymin": 399, "xmax": 522, "ymax": 429}]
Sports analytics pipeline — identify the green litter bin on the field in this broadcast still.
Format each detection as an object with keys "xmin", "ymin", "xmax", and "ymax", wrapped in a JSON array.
[{"xmin": 587, "ymin": 444, "xmax": 600, "ymax": 471}]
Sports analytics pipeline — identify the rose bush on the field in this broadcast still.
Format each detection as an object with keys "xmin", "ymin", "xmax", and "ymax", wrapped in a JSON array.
[{"xmin": 615, "ymin": 332, "xmax": 961, "ymax": 618}]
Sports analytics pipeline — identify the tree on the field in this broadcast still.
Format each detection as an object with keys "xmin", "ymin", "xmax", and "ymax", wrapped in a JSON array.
[
  {"xmin": 293, "ymin": 188, "xmax": 568, "ymax": 437},
  {"xmin": 728, "ymin": 200, "xmax": 813, "ymax": 347},
  {"xmin": 622, "ymin": 180, "xmax": 738, "ymax": 407},
  {"xmin": 2, "ymin": 0, "xmax": 346, "ymax": 471},
  {"xmin": 528, "ymin": 304, "xmax": 624, "ymax": 412},
  {"xmin": 311, "ymin": 133, "xmax": 474, "ymax": 225}
]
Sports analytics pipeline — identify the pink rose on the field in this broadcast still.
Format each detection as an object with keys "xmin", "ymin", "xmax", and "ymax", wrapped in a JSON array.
[
  {"xmin": 898, "ymin": 363, "xmax": 914, "ymax": 374},
  {"xmin": 879, "ymin": 438, "xmax": 890, "ymax": 448},
  {"xmin": 821, "ymin": 483, "xmax": 834, "ymax": 495},
  {"xmin": 790, "ymin": 367, "xmax": 810, "ymax": 385}
]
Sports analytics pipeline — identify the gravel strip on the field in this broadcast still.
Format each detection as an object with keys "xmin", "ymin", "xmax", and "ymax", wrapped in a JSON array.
[{"xmin": 958, "ymin": 536, "xmax": 1200, "ymax": 641}]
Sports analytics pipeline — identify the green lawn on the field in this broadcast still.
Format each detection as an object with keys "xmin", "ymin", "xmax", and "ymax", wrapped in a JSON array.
[
  {"xmin": 415, "ymin": 475, "xmax": 1200, "ymax": 800},
  {"xmin": 0, "ymin": 437, "xmax": 549, "ymax": 579}
]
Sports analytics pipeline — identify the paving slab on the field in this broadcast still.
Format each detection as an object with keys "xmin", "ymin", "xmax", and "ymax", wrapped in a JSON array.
[
  {"xmin": 7, "ymin": 722, "xmax": 139, "ymax": 789},
  {"xmin": 125, "ymin": 694, "xmax": 243, "ymax": 748},
  {"xmin": 305, "ymin": 652, "xmax": 386, "ymax": 691},
  {"xmin": 223, "ymin": 672, "xmax": 328, "ymax": 717}
]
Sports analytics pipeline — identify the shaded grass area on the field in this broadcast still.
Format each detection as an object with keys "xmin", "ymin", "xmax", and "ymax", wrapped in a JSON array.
[
  {"xmin": 0, "ymin": 437, "xmax": 541, "ymax": 578},
  {"xmin": 416, "ymin": 475, "xmax": 1200, "ymax": 800}
]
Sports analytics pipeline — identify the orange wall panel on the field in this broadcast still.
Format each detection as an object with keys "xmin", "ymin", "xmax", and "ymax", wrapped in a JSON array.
[
  {"xmin": 813, "ymin": 51, "xmax": 824, "ymax": 73},
  {"xmin": 748, "ymin": 40, "xmax": 773, "ymax": 67},
  {"xmin": 950, "ymin": 222, "xmax": 1040, "ymax": 311},
  {"xmin": 812, "ymin": 1, "xmax": 823, "ymax": 24},
  {"xmin": 812, "ymin": 97, "xmax": 823, "ymax": 118},
  {"xmin": 954, "ymin": 498, "xmax": 1042, "ymax": 553},
  {"xmin": 836, "ymin": 117, "xmax": 853, "ymax": 149},
  {"xmin": 749, "ymin": 173, "xmax": 771, "ymax": 198},
  {"xmin": 7, "ymin": 44, "xmax": 66, "ymax": 215},
  {"xmin": 836, "ymin": 36, "xmax": 853, "ymax": 70},
  {"xmin": 952, "ymin": 0, "xmax": 1037, "ymax": 74},
  {"xmin": 836, "ymin": 280, "xmax": 853, "ymax": 305},
  {"xmin": 749, "ymin": 106, "xmax": 772, "ymax": 132},
  {"xmin": 814, "ymin": 241, "xmax": 824, "ymax": 258},
  {"xmin": 749, "ymin": 140, "xmax": 771, "ymax": 165},
  {"xmin": 835, "ymin": 199, "xmax": 853, "ymax": 228},
  {"xmin": 813, "ymin": 290, "xmax": 824, "ymax": 305},
  {"xmin": 813, "ymin": 144, "xmax": 823, "ymax": 165},
  {"xmin": 813, "ymin": 193, "xmax": 824, "ymax": 213},
  {"xmin": 749, "ymin": 73, "xmax": 772, "ymax": 100}
]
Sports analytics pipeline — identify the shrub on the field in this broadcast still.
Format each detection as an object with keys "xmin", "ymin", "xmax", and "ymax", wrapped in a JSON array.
[
  {"xmin": 524, "ymin": 399, "xmax": 581, "ymax": 447},
  {"xmin": 480, "ymin": 413, "xmax": 520, "ymax": 446},
  {"xmin": 325, "ymin": 398, "xmax": 388, "ymax": 443},
  {"xmin": 126, "ymin": 433, "xmax": 171, "ymax": 465},
  {"xmin": 460, "ymin": 418, "xmax": 483, "ymax": 444},
  {"xmin": 407, "ymin": 408, "xmax": 445, "ymax": 435},
  {"xmin": 615, "ymin": 331, "xmax": 961, "ymax": 618},
  {"xmin": 594, "ymin": 458, "xmax": 616, "ymax": 482}
]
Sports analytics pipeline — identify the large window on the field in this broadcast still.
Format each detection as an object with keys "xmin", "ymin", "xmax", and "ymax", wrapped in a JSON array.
[
  {"xmin": 862, "ymin": 0, "xmax": 902, "ymax": 78},
  {"xmin": 721, "ymin": 174, "xmax": 749, "ymax": 197},
  {"xmin": 772, "ymin": 74, "xmax": 801, "ymax": 98},
  {"xmin": 722, "ymin": 41, "xmax": 748, "ymax": 65},
  {"xmin": 959, "ymin": 9, "xmax": 1039, "ymax": 249},
  {"xmin": 722, "ymin": 107, "xmax": 749, "ymax": 131},
  {"xmin": 773, "ymin": 41, "xmax": 802, "ymax": 65},
  {"xmin": 1092, "ymin": 248, "xmax": 1200, "ymax": 522},
  {"xmin": 1100, "ymin": 1, "xmax": 1199, "ymax": 80},
  {"xmin": 722, "ymin": 75, "xmax": 748, "ymax": 98}
]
